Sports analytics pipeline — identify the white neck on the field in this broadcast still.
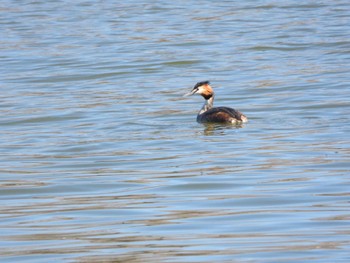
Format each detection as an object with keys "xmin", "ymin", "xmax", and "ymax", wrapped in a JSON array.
[{"xmin": 198, "ymin": 95, "xmax": 214, "ymax": 115}]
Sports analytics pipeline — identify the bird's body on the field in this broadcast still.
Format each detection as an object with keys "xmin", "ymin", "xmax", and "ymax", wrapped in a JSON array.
[
  {"xmin": 197, "ymin": 106, "xmax": 247, "ymax": 123},
  {"xmin": 185, "ymin": 81, "xmax": 247, "ymax": 124}
]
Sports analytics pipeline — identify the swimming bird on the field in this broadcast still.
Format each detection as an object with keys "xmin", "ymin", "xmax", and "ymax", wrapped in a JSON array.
[{"xmin": 184, "ymin": 81, "xmax": 248, "ymax": 124}]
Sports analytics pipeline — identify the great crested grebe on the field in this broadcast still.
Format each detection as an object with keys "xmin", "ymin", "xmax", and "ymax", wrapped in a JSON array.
[{"xmin": 184, "ymin": 81, "xmax": 248, "ymax": 124}]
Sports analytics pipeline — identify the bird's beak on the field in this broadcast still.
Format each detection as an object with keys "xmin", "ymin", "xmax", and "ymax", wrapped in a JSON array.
[{"xmin": 183, "ymin": 89, "xmax": 197, "ymax": 97}]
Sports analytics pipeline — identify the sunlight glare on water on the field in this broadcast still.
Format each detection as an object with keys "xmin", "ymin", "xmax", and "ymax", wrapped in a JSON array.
[{"xmin": 1, "ymin": 0, "xmax": 350, "ymax": 262}]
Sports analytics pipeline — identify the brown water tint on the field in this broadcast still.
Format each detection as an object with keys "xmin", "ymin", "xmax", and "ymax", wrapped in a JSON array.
[{"xmin": 1, "ymin": 0, "xmax": 350, "ymax": 262}]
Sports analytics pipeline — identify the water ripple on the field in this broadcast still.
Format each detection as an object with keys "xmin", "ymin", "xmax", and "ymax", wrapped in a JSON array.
[{"xmin": 1, "ymin": 0, "xmax": 350, "ymax": 262}]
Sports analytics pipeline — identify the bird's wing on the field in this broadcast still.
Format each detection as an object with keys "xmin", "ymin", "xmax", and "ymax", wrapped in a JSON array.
[{"xmin": 205, "ymin": 107, "xmax": 245, "ymax": 121}]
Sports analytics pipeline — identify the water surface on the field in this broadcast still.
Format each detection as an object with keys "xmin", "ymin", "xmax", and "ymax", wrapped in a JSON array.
[{"xmin": 1, "ymin": 1, "xmax": 350, "ymax": 262}]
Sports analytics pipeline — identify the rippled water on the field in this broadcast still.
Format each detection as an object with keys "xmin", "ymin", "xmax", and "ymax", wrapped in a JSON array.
[{"xmin": 1, "ymin": 1, "xmax": 350, "ymax": 262}]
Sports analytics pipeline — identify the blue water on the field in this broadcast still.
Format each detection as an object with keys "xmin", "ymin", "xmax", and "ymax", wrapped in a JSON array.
[{"xmin": 1, "ymin": 1, "xmax": 350, "ymax": 262}]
